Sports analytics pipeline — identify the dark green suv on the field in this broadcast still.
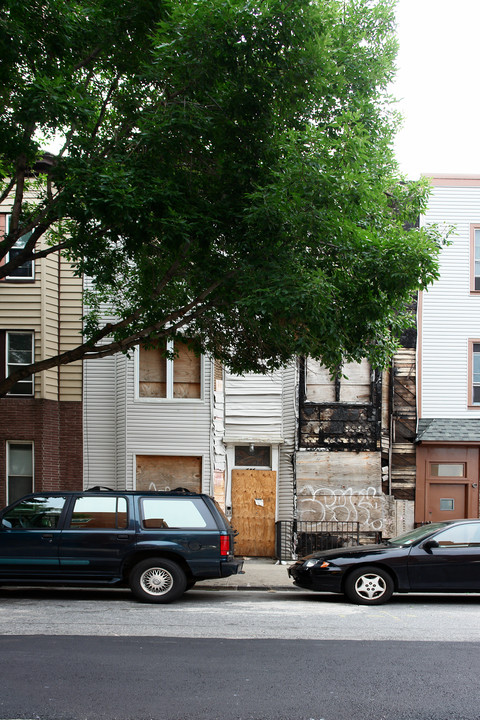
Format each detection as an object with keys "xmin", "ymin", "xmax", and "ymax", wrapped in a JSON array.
[{"xmin": 0, "ymin": 488, "xmax": 242, "ymax": 603}]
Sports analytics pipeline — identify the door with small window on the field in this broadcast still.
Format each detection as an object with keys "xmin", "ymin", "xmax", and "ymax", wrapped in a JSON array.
[
  {"xmin": 416, "ymin": 446, "xmax": 479, "ymax": 523},
  {"xmin": 230, "ymin": 446, "xmax": 276, "ymax": 557}
]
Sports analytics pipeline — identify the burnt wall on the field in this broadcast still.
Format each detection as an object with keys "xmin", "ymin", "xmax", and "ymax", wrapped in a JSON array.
[{"xmin": 299, "ymin": 403, "xmax": 380, "ymax": 451}]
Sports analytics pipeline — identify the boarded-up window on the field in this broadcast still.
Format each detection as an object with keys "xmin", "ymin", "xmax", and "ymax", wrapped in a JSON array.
[
  {"xmin": 139, "ymin": 344, "xmax": 167, "ymax": 398},
  {"xmin": 305, "ymin": 358, "xmax": 371, "ymax": 404},
  {"xmin": 341, "ymin": 359, "xmax": 371, "ymax": 403},
  {"xmin": 139, "ymin": 339, "xmax": 201, "ymax": 399},
  {"xmin": 305, "ymin": 359, "xmax": 336, "ymax": 403},
  {"xmin": 173, "ymin": 340, "xmax": 200, "ymax": 398},
  {"xmin": 136, "ymin": 455, "xmax": 202, "ymax": 493}
]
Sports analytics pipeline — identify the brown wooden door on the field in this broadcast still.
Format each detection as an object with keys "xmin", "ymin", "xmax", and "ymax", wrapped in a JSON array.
[
  {"xmin": 416, "ymin": 446, "xmax": 479, "ymax": 523},
  {"xmin": 231, "ymin": 469, "xmax": 276, "ymax": 557},
  {"xmin": 427, "ymin": 482, "xmax": 467, "ymax": 521}
]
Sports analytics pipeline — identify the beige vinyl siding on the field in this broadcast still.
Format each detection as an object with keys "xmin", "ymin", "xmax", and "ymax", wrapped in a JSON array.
[
  {"xmin": 0, "ymin": 201, "xmax": 83, "ymax": 401},
  {"xmin": 58, "ymin": 264, "xmax": 83, "ymax": 401}
]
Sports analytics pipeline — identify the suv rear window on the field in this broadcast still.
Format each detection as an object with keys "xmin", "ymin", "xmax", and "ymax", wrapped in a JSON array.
[{"xmin": 140, "ymin": 497, "xmax": 215, "ymax": 529}]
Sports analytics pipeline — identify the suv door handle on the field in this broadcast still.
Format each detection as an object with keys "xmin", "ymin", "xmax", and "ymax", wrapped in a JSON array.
[
  {"xmin": 117, "ymin": 535, "xmax": 130, "ymax": 540},
  {"xmin": 41, "ymin": 534, "xmax": 54, "ymax": 541}
]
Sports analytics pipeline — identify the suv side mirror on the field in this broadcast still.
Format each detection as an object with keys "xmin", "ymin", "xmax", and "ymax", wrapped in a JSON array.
[{"xmin": 423, "ymin": 539, "xmax": 439, "ymax": 551}]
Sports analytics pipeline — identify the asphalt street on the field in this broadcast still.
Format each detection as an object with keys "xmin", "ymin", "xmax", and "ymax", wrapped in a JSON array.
[
  {"xmin": 1, "ymin": 634, "xmax": 479, "ymax": 720},
  {"xmin": 1, "ymin": 587, "xmax": 480, "ymax": 720},
  {"xmin": 0, "ymin": 586, "xmax": 480, "ymax": 640}
]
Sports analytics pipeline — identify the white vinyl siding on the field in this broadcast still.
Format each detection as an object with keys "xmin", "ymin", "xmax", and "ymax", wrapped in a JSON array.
[
  {"xmin": 420, "ymin": 182, "xmax": 480, "ymax": 417},
  {"xmin": 83, "ymin": 350, "xmax": 212, "ymax": 492}
]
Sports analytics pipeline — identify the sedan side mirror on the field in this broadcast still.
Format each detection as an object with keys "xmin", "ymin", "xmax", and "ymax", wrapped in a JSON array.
[{"xmin": 423, "ymin": 539, "xmax": 439, "ymax": 551}]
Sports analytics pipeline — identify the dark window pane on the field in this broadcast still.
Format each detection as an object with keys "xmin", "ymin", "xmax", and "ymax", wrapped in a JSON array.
[
  {"xmin": 7, "ymin": 477, "xmax": 33, "ymax": 505},
  {"xmin": 8, "ymin": 248, "xmax": 33, "ymax": 277},
  {"xmin": 235, "ymin": 446, "xmax": 271, "ymax": 467},
  {"xmin": 9, "ymin": 378, "xmax": 33, "ymax": 395},
  {"xmin": 474, "ymin": 386, "xmax": 480, "ymax": 404}
]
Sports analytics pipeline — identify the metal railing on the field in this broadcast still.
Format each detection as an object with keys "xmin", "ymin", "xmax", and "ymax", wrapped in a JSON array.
[{"xmin": 275, "ymin": 520, "xmax": 360, "ymax": 562}]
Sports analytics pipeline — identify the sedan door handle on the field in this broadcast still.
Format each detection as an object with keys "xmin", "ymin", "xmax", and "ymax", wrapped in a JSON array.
[{"xmin": 41, "ymin": 534, "xmax": 54, "ymax": 541}]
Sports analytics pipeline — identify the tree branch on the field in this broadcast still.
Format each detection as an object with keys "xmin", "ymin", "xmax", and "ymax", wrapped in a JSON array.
[{"xmin": 0, "ymin": 277, "xmax": 229, "ymax": 397}]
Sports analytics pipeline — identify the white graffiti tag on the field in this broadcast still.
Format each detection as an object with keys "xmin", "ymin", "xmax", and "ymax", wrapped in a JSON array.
[{"xmin": 298, "ymin": 485, "xmax": 383, "ymax": 531}]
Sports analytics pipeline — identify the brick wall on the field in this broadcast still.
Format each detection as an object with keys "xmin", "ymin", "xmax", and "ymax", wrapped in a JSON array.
[{"xmin": 0, "ymin": 398, "xmax": 83, "ymax": 505}]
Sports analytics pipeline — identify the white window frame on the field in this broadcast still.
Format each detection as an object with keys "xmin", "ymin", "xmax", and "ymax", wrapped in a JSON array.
[
  {"xmin": 6, "ymin": 441, "xmax": 34, "ymax": 505},
  {"xmin": 5, "ymin": 214, "xmax": 35, "ymax": 280},
  {"xmin": 135, "ymin": 339, "xmax": 204, "ymax": 402},
  {"xmin": 6, "ymin": 331, "xmax": 34, "ymax": 396}
]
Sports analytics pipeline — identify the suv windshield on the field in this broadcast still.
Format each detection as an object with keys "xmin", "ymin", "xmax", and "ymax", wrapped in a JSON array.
[{"xmin": 387, "ymin": 522, "xmax": 449, "ymax": 547}]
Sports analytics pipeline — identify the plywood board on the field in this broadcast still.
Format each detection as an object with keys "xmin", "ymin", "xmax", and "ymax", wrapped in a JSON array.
[
  {"xmin": 296, "ymin": 451, "xmax": 382, "ymax": 492},
  {"xmin": 136, "ymin": 455, "xmax": 201, "ymax": 492},
  {"xmin": 231, "ymin": 469, "xmax": 276, "ymax": 557}
]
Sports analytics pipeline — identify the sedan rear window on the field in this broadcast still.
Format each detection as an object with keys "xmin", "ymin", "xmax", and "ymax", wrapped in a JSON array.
[{"xmin": 140, "ymin": 498, "xmax": 215, "ymax": 529}]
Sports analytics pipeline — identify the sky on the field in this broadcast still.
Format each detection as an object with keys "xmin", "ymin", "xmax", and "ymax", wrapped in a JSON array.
[{"xmin": 392, "ymin": 0, "xmax": 480, "ymax": 179}]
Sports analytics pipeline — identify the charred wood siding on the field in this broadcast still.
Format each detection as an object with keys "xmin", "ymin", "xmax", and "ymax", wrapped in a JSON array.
[
  {"xmin": 387, "ymin": 349, "xmax": 416, "ymax": 501},
  {"xmin": 299, "ymin": 359, "xmax": 381, "ymax": 451}
]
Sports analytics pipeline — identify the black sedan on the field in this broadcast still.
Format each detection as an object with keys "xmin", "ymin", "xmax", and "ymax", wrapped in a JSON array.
[{"xmin": 288, "ymin": 519, "xmax": 480, "ymax": 605}]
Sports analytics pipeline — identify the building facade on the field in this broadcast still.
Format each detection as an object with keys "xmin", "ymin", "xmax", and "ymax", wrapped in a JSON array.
[
  {"xmin": 0, "ymin": 204, "xmax": 83, "ymax": 507},
  {"xmin": 83, "ymin": 344, "xmax": 296, "ymax": 557},
  {"xmin": 417, "ymin": 175, "xmax": 480, "ymax": 524}
]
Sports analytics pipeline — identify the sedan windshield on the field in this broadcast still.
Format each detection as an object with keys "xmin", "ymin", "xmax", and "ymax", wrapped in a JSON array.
[{"xmin": 387, "ymin": 522, "xmax": 449, "ymax": 547}]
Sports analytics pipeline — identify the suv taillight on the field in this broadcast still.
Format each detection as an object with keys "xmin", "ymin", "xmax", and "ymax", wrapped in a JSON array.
[{"xmin": 220, "ymin": 535, "xmax": 230, "ymax": 556}]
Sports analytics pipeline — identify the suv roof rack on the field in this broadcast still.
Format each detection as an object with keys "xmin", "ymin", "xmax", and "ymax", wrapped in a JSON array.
[
  {"xmin": 170, "ymin": 487, "xmax": 197, "ymax": 495},
  {"xmin": 85, "ymin": 486, "xmax": 114, "ymax": 492}
]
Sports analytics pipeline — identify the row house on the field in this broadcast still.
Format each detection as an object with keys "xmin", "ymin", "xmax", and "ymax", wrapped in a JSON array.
[
  {"xmin": 6, "ymin": 173, "xmax": 478, "ymax": 552},
  {"xmin": 83, "ymin": 342, "xmax": 297, "ymax": 558},
  {"xmin": 416, "ymin": 174, "xmax": 480, "ymax": 525},
  {"xmin": 0, "ymin": 194, "xmax": 83, "ymax": 507}
]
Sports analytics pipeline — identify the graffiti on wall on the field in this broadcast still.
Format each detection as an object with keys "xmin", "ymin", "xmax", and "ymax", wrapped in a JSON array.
[{"xmin": 297, "ymin": 484, "xmax": 383, "ymax": 531}]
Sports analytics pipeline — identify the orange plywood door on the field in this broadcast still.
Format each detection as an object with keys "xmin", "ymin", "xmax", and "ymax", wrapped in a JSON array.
[{"xmin": 231, "ymin": 469, "xmax": 276, "ymax": 557}]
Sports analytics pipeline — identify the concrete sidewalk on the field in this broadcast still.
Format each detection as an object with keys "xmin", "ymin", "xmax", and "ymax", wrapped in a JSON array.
[{"xmin": 196, "ymin": 557, "xmax": 296, "ymax": 591}]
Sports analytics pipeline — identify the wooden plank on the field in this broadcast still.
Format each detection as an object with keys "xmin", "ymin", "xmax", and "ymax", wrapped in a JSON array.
[
  {"xmin": 136, "ymin": 455, "xmax": 202, "ymax": 492},
  {"xmin": 231, "ymin": 469, "xmax": 276, "ymax": 557}
]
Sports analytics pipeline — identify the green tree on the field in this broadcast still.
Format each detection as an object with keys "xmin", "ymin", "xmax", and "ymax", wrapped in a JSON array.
[{"xmin": 0, "ymin": 0, "xmax": 442, "ymax": 396}]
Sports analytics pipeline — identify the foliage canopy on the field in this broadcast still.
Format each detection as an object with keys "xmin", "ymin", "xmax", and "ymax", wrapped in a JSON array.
[{"xmin": 0, "ymin": 0, "xmax": 442, "ymax": 394}]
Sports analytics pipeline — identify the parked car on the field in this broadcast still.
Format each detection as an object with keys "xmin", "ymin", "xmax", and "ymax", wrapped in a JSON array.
[
  {"xmin": 0, "ymin": 487, "xmax": 242, "ymax": 603},
  {"xmin": 288, "ymin": 520, "xmax": 480, "ymax": 605}
]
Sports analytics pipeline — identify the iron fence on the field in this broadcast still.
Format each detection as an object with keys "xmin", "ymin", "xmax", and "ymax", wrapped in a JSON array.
[{"xmin": 275, "ymin": 520, "xmax": 361, "ymax": 562}]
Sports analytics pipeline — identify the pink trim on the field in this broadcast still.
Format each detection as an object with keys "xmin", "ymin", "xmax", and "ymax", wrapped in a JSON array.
[
  {"xmin": 422, "ymin": 174, "xmax": 480, "ymax": 187},
  {"xmin": 417, "ymin": 291, "xmax": 423, "ymax": 418},
  {"xmin": 470, "ymin": 225, "xmax": 480, "ymax": 294},
  {"xmin": 468, "ymin": 339, "xmax": 480, "ymax": 410}
]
